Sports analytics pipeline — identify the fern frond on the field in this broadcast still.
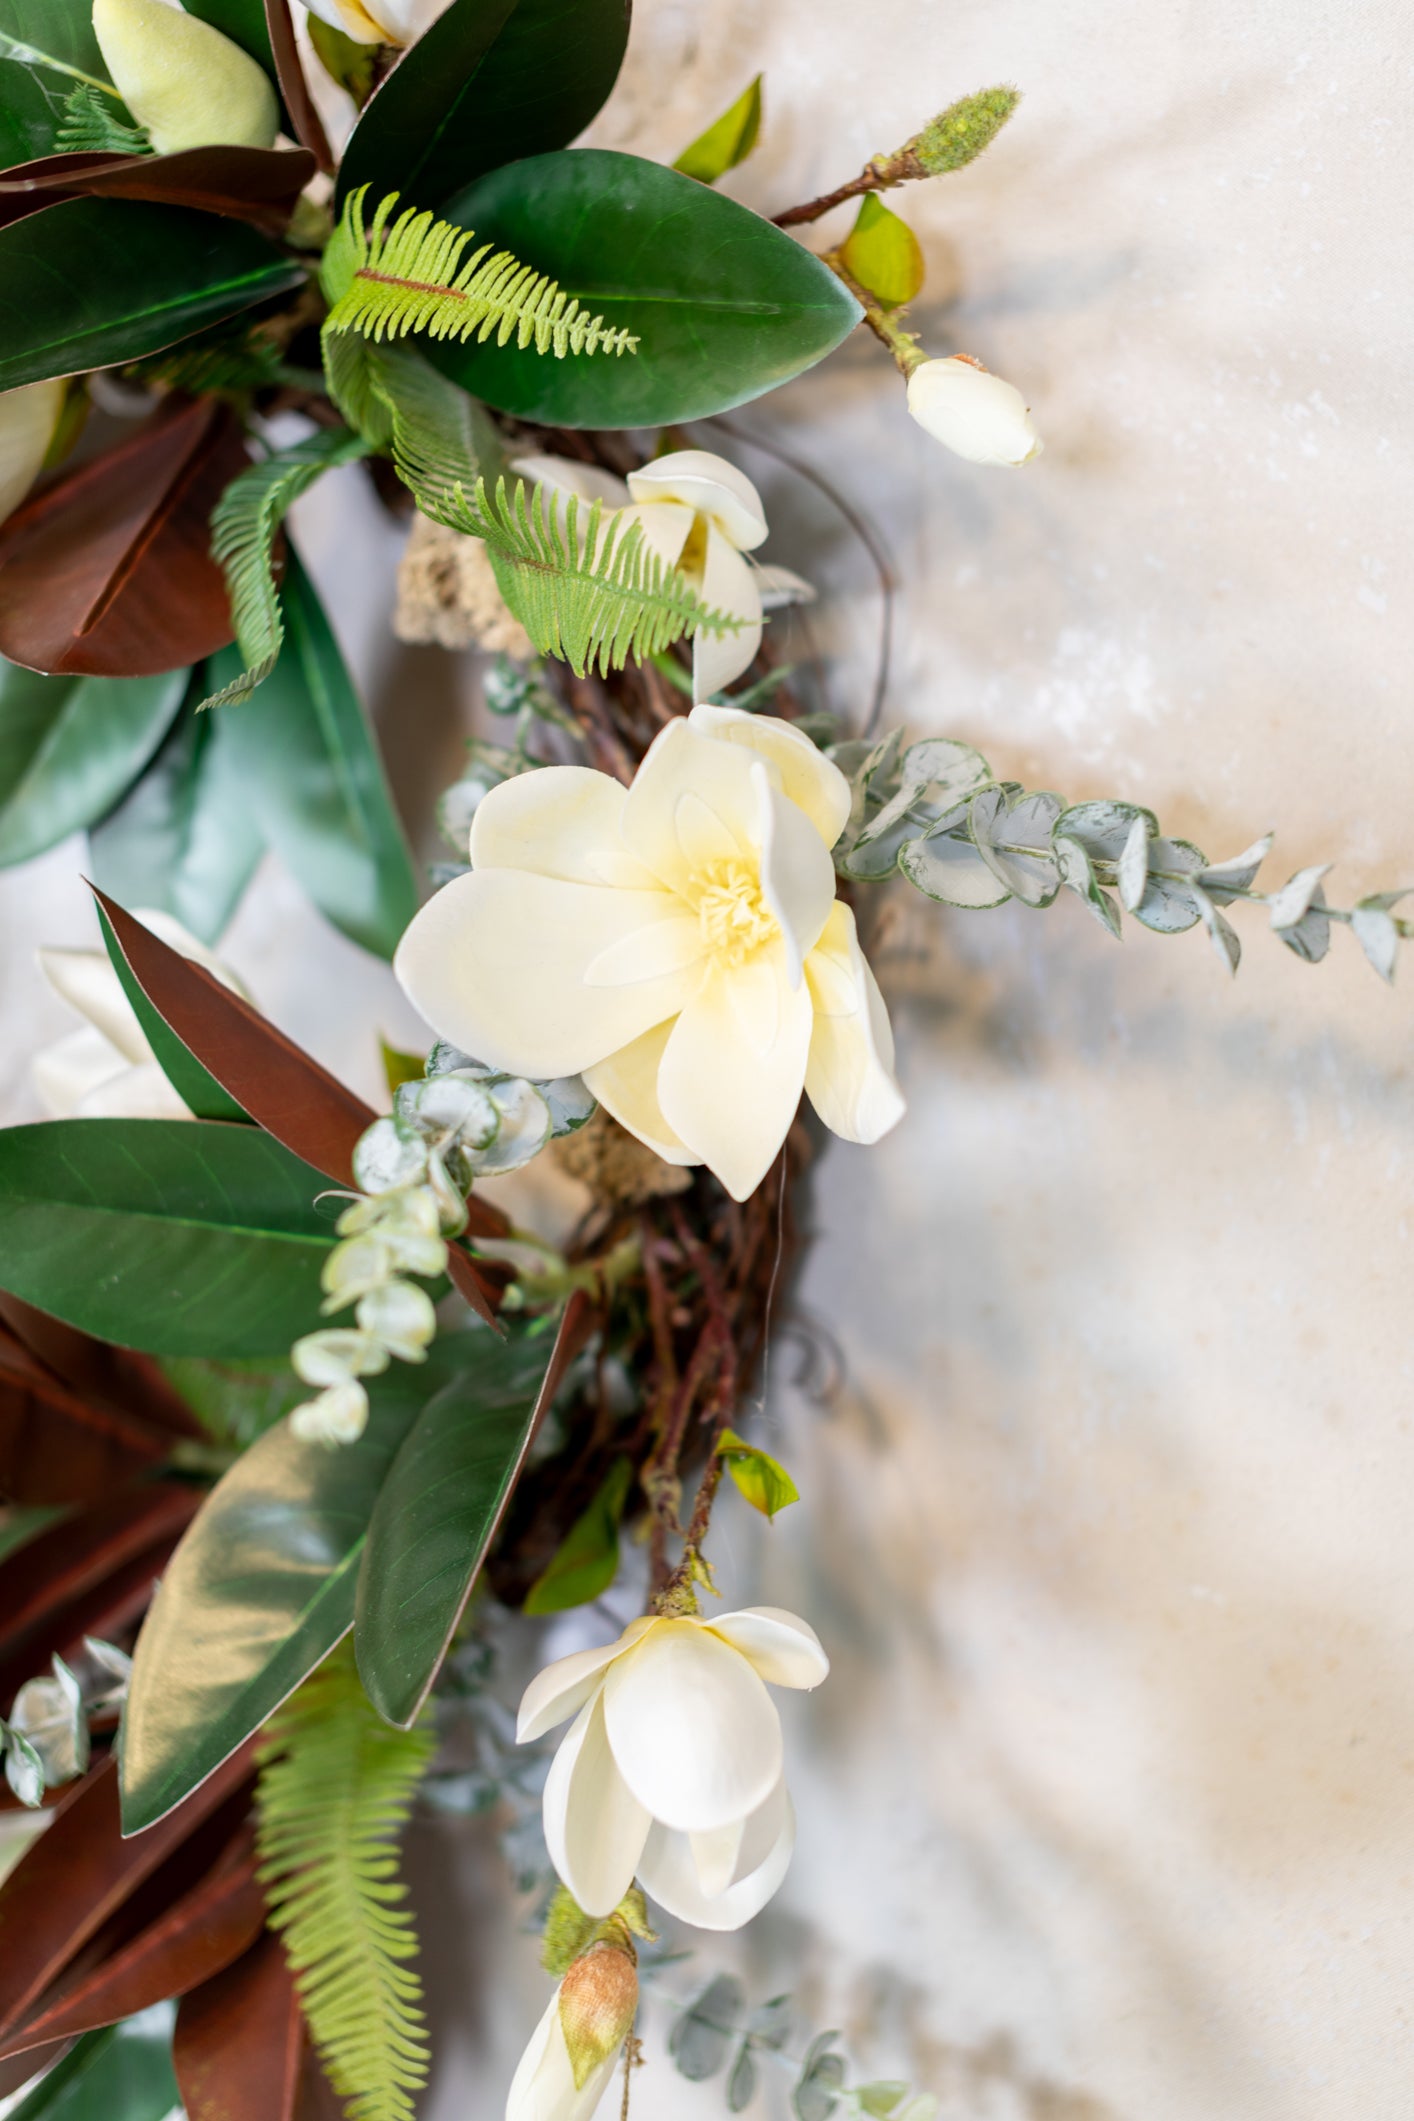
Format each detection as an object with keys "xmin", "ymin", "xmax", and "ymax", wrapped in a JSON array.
[
  {"xmin": 321, "ymin": 186, "xmax": 639, "ymax": 360},
  {"xmin": 203, "ymin": 428, "xmax": 375, "ymax": 710},
  {"xmin": 54, "ymin": 82, "xmax": 152, "ymax": 154},
  {"xmin": 255, "ymin": 1645, "xmax": 435, "ymax": 2121},
  {"xmin": 146, "ymin": 321, "xmax": 287, "ymax": 397},
  {"xmin": 376, "ymin": 345, "xmax": 744, "ymax": 677}
]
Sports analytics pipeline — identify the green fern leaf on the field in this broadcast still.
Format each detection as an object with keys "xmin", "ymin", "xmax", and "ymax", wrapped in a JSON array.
[
  {"xmin": 255, "ymin": 1646, "xmax": 435, "ymax": 2121},
  {"xmin": 54, "ymin": 82, "xmax": 152, "ymax": 154},
  {"xmin": 144, "ymin": 320, "xmax": 288, "ymax": 397},
  {"xmin": 376, "ymin": 346, "xmax": 744, "ymax": 678},
  {"xmin": 203, "ymin": 428, "xmax": 375, "ymax": 710},
  {"xmin": 321, "ymin": 186, "xmax": 639, "ymax": 360}
]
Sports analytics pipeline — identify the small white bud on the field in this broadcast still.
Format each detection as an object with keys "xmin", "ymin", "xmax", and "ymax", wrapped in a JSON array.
[
  {"xmin": 93, "ymin": 0, "xmax": 280, "ymax": 155},
  {"xmin": 291, "ymin": 1327, "xmax": 389, "ymax": 1387},
  {"xmin": 0, "ymin": 380, "xmax": 63, "ymax": 527},
  {"xmin": 356, "ymin": 1278, "xmax": 438, "ymax": 1361},
  {"xmin": 906, "ymin": 355, "xmax": 1043, "ymax": 468},
  {"xmin": 290, "ymin": 1378, "xmax": 370, "ymax": 1445}
]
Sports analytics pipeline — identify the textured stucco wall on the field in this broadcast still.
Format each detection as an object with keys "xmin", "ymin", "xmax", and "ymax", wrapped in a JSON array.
[{"xmin": 2, "ymin": 2, "xmax": 1411, "ymax": 2117}]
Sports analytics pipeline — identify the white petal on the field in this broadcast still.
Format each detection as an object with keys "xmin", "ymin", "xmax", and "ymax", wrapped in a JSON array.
[
  {"xmin": 510, "ymin": 454, "xmax": 633, "ymax": 512},
  {"xmin": 517, "ymin": 1617, "xmax": 658, "ymax": 1743},
  {"xmin": 637, "ymin": 1781, "xmax": 795, "ymax": 1932},
  {"xmin": 75, "ymin": 1061, "xmax": 190, "ymax": 1121},
  {"xmin": 657, "ymin": 959, "xmax": 812, "ymax": 1202},
  {"xmin": 0, "ymin": 380, "xmax": 63, "ymax": 526},
  {"xmin": 692, "ymin": 527, "xmax": 762, "ymax": 703},
  {"xmin": 506, "ymin": 1992, "xmax": 622, "ymax": 2121},
  {"xmin": 708, "ymin": 1609, "xmax": 830, "ymax": 1690},
  {"xmin": 803, "ymin": 903, "xmax": 906, "ymax": 1146},
  {"xmin": 615, "ymin": 499, "xmax": 695, "ymax": 572},
  {"xmin": 544, "ymin": 1696, "xmax": 652, "ymax": 1918},
  {"xmin": 602, "ymin": 1619, "xmax": 782, "ymax": 1832},
  {"xmin": 394, "ymin": 871, "xmax": 701, "ymax": 1080},
  {"xmin": 626, "ymin": 451, "xmax": 768, "ymax": 553},
  {"xmin": 687, "ymin": 707, "xmax": 851, "ymax": 849},
  {"xmin": 31, "ymin": 1026, "xmax": 127, "ymax": 1120},
  {"xmin": 689, "ymin": 1817, "xmax": 745, "ymax": 1898},
  {"xmin": 751, "ymin": 563, "xmax": 817, "ymax": 612},
  {"xmin": 582, "ymin": 1023, "xmax": 699, "ymax": 1167},
  {"xmin": 36, "ymin": 948, "xmax": 151, "ymax": 1064},
  {"xmin": 621, "ymin": 720, "xmax": 769, "ymax": 896},
  {"xmin": 584, "ymin": 916, "xmax": 704, "ymax": 988},
  {"xmin": 470, "ymin": 766, "xmax": 650, "ymax": 885},
  {"xmin": 755, "ymin": 763, "xmax": 836, "ymax": 987}
]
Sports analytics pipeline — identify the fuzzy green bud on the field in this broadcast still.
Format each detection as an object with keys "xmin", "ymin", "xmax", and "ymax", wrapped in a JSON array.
[
  {"xmin": 557, "ymin": 1943, "xmax": 639, "ymax": 2091},
  {"xmin": 906, "ymin": 86, "xmax": 1020, "ymax": 176}
]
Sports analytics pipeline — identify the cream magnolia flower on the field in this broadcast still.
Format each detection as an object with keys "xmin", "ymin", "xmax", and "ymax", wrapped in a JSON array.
[
  {"xmin": 517, "ymin": 1607, "xmax": 828, "ymax": 1931},
  {"xmin": 303, "ymin": 0, "xmax": 452, "ymax": 45},
  {"xmin": 0, "ymin": 381, "xmax": 63, "ymax": 527},
  {"xmin": 394, "ymin": 707, "xmax": 905, "ymax": 1202},
  {"xmin": 906, "ymin": 355, "xmax": 1043, "ymax": 467},
  {"xmin": 33, "ymin": 915, "xmax": 249, "ymax": 1121},
  {"xmin": 507, "ymin": 1987, "xmax": 623, "ymax": 2121},
  {"xmin": 93, "ymin": 0, "xmax": 279, "ymax": 153},
  {"xmin": 510, "ymin": 449, "xmax": 786, "ymax": 704}
]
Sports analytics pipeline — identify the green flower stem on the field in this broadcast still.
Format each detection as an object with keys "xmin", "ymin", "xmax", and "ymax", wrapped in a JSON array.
[
  {"xmin": 821, "ymin": 249, "xmax": 926, "ymax": 378},
  {"xmin": 0, "ymin": 36, "xmax": 122, "ymax": 96}
]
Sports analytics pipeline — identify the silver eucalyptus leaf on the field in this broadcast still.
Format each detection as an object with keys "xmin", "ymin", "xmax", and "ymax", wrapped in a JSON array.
[
  {"xmin": 1118, "ymin": 813, "xmax": 1150, "ymax": 913},
  {"xmin": 1351, "ymin": 904, "xmax": 1399, "ymax": 983},
  {"xmin": 900, "ymin": 829, "xmax": 1012, "ymax": 908},
  {"xmin": 352, "ymin": 1115, "xmax": 430, "ymax": 1196},
  {"xmin": 3, "ymin": 1728, "xmax": 44, "ymax": 1807},
  {"xmin": 670, "ymin": 1975, "xmax": 745, "ymax": 2082},
  {"xmin": 1054, "ymin": 798, "xmax": 1160, "ymax": 863},
  {"xmin": 969, "ymin": 787, "xmax": 1062, "ymax": 907},
  {"xmin": 1054, "ymin": 836, "xmax": 1123, "ymax": 939},
  {"xmin": 1273, "ymin": 888, "xmax": 1331, "ymax": 964},
  {"xmin": 1267, "ymin": 864, "xmax": 1333, "ymax": 931},
  {"xmin": 1199, "ymin": 832, "xmax": 1273, "ymax": 902},
  {"xmin": 1191, "ymin": 886, "xmax": 1242, "ymax": 975},
  {"xmin": 727, "ymin": 2046, "xmax": 758, "ymax": 2113},
  {"xmin": 396, "ymin": 1073, "xmax": 501, "ymax": 1154},
  {"xmin": 469, "ymin": 1080, "xmax": 552, "ymax": 1175}
]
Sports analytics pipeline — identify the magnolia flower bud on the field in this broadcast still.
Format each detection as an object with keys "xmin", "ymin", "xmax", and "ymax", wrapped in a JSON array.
[
  {"xmin": 93, "ymin": 0, "xmax": 279, "ymax": 155},
  {"xmin": 0, "ymin": 380, "xmax": 63, "ymax": 527},
  {"xmin": 906, "ymin": 355, "xmax": 1042, "ymax": 468},
  {"xmin": 557, "ymin": 1945, "xmax": 638, "ymax": 2091}
]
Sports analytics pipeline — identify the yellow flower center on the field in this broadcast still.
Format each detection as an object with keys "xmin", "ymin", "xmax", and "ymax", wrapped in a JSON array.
[{"xmin": 692, "ymin": 858, "xmax": 777, "ymax": 968}]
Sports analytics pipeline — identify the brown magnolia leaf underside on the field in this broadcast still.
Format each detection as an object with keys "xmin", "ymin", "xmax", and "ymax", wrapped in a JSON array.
[
  {"xmin": 263, "ymin": 0, "xmax": 333, "ymax": 175},
  {"xmin": 0, "ymin": 1483, "xmax": 198, "ymax": 1670},
  {"xmin": 0, "ymin": 1293, "xmax": 205, "ymax": 1441},
  {"xmin": 0, "ymin": 146, "xmax": 317, "ymax": 236},
  {"xmin": 92, "ymin": 890, "xmax": 509, "ymax": 1323},
  {"xmin": 0, "ymin": 1747, "xmax": 256, "ymax": 2040},
  {"xmin": 175, "ymin": 1931, "xmax": 306, "ymax": 2121},
  {"xmin": 0, "ymin": 394, "xmax": 246, "ymax": 676},
  {"xmin": 0, "ymin": 1322, "xmax": 174, "ymax": 1503},
  {"xmin": 0, "ymin": 1826, "xmax": 264, "ymax": 2059}
]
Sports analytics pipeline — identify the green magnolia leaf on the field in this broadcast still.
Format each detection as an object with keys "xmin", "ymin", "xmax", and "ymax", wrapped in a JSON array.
[
  {"xmin": 7, "ymin": 2008, "xmax": 179, "ymax": 2121},
  {"xmin": 88, "ymin": 674, "xmax": 265, "ymax": 946},
  {"xmin": 0, "ymin": 1, "xmax": 122, "ymax": 166},
  {"xmin": 336, "ymin": 0, "xmax": 631, "ymax": 210},
  {"xmin": 95, "ymin": 901, "xmax": 248, "ymax": 1125},
  {"xmin": 715, "ymin": 1429, "xmax": 798, "ymax": 1520},
  {"xmin": 841, "ymin": 193, "xmax": 924, "ymax": 307},
  {"xmin": 0, "ymin": 198, "xmax": 305, "ymax": 391},
  {"xmin": 211, "ymin": 547, "xmax": 420, "ymax": 961},
  {"xmin": 119, "ymin": 1349, "xmax": 464, "ymax": 1834},
  {"xmin": 673, "ymin": 74, "xmax": 763, "ymax": 184},
  {"xmin": 355, "ymin": 1328, "xmax": 569, "ymax": 1724},
  {"xmin": 433, "ymin": 151, "xmax": 862, "ymax": 427},
  {"xmin": 523, "ymin": 1454, "xmax": 632, "ymax": 1616},
  {"xmin": 0, "ymin": 1502, "xmax": 66, "ymax": 1564},
  {"xmin": 180, "ymin": 0, "xmax": 277, "ymax": 77},
  {"xmin": 0, "ymin": 660, "xmax": 187, "ymax": 868},
  {"xmin": 0, "ymin": 1119, "xmax": 335, "ymax": 1358}
]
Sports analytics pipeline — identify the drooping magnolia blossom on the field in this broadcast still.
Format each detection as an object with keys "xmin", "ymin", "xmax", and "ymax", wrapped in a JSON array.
[
  {"xmin": 32, "ymin": 915, "xmax": 249, "ymax": 1121},
  {"xmin": 510, "ymin": 449, "xmax": 811, "ymax": 705},
  {"xmin": 93, "ymin": 0, "xmax": 279, "ymax": 153},
  {"xmin": 516, "ymin": 1608, "xmax": 828, "ymax": 1931},
  {"xmin": 302, "ymin": 0, "xmax": 452, "ymax": 46},
  {"xmin": 906, "ymin": 355, "xmax": 1043, "ymax": 467},
  {"xmin": 394, "ymin": 706, "xmax": 905, "ymax": 1202},
  {"xmin": 0, "ymin": 381, "xmax": 63, "ymax": 528},
  {"xmin": 507, "ymin": 1947, "xmax": 639, "ymax": 2121}
]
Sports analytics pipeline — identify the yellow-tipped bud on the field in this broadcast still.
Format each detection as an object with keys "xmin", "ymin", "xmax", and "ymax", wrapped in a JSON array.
[
  {"xmin": 556, "ymin": 1944, "xmax": 638, "ymax": 2092},
  {"xmin": 0, "ymin": 380, "xmax": 64, "ymax": 527},
  {"xmin": 92, "ymin": 0, "xmax": 279, "ymax": 155}
]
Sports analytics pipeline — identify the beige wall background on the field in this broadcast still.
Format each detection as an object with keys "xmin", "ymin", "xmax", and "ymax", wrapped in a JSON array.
[{"xmin": 3, "ymin": 1, "xmax": 1413, "ymax": 2117}]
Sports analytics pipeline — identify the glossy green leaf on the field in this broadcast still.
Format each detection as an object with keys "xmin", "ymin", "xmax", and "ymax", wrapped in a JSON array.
[
  {"xmin": 433, "ymin": 151, "xmax": 862, "ymax": 427},
  {"xmin": 95, "ymin": 902, "xmax": 249, "ymax": 1125},
  {"xmin": 523, "ymin": 1454, "xmax": 631, "ymax": 1615},
  {"xmin": 180, "ymin": 0, "xmax": 277, "ymax": 78},
  {"xmin": 0, "ymin": 198, "xmax": 305, "ymax": 391},
  {"xmin": 715, "ymin": 1428, "xmax": 799, "ymax": 1519},
  {"xmin": 841, "ymin": 192, "xmax": 924, "ymax": 308},
  {"xmin": 213, "ymin": 545, "xmax": 420, "ymax": 961},
  {"xmin": 88, "ymin": 672, "xmax": 264, "ymax": 946},
  {"xmin": 0, "ymin": 1502, "xmax": 65, "ymax": 1564},
  {"xmin": 120, "ymin": 1345, "xmax": 467, "ymax": 1833},
  {"xmin": 337, "ymin": 0, "xmax": 631, "ymax": 210},
  {"xmin": 0, "ymin": 1119, "xmax": 334, "ymax": 1358},
  {"xmin": 7, "ymin": 2007, "xmax": 178, "ymax": 2121},
  {"xmin": 0, "ymin": 2, "xmax": 120, "ymax": 167},
  {"xmin": 354, "ymin": 1328, "xmax": 564, "ymax": 1725},
  {"xmin": 0, "ymin": 660, "xmax": 187, "ymax": 867},
  {"xmin": 673, "ymin": 74, "xmax": 762, "ymax": 184}
]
